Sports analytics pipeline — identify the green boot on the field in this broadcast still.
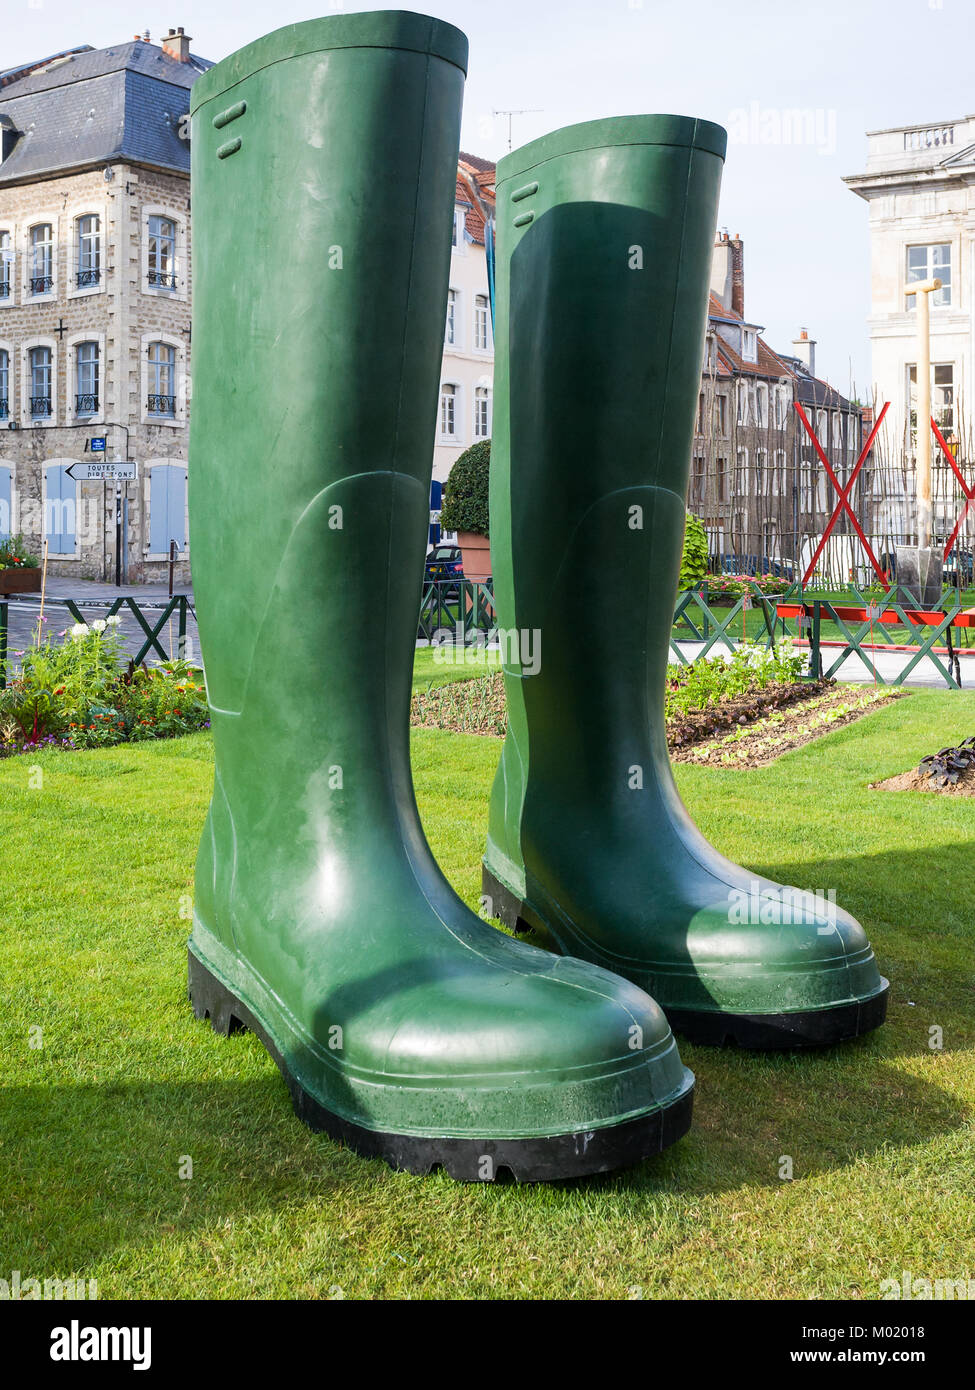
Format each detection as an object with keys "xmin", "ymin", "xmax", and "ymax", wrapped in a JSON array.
[
  {"xmin": 186, "ymin": 17, "xmax": 694, "ymax": 1179},
  {"xmin": 482, "ymin": 116, "xmax": 889, "ymax": 1049}
]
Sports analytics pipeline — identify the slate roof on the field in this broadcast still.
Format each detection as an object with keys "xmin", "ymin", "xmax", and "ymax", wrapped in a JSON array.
[{"xmin": 0, "ymin": 39, "xmax": 212, "ymax": 184}]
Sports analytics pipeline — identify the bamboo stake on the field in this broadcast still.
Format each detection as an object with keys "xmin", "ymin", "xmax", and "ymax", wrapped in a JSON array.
[{"xmin": 35, "ymin": 539, "xmax": 49, "ymax": 647}]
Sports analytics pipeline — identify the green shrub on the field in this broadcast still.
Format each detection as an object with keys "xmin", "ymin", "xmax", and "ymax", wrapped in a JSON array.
[
  {"xmin": 439, "ymin": 439, "xmax": 490, "ymax": 537},
  {"xmin": 679, "ymin": 512, "xmax": 709, "ymax": 592}
]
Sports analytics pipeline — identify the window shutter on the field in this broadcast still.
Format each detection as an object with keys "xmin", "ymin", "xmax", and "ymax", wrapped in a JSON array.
[
  {"xmin": 0, "ymin": 466, "xmax": 11, "ymax": 541},
  {"xmin": 150, "ymin": 465, "xmax": 187, "ymax": 553},
  {"xmin": 44, "ymin": 464, "xmax": 75, "ymax": 554}
]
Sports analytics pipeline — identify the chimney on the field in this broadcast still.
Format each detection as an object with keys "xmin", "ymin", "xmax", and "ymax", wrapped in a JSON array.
[
  {"xmin": 730, "ymin": 233, "xmax": 744, "ymax": 319},
  {"xmin": 792, "ymin": 327, "xmax": 817, "ymax": 377},
  {"xmin": 162, "ymin": 26, "xmax": 192, "ymax": 63},
  {"xmin": 710, "ymin": 230, "xmax": 733, "ymax": 311}
]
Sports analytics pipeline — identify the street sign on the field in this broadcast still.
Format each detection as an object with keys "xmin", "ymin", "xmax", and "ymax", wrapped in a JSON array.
[
  {"xmin": 89, "ymin": 437, "xmax": 106, "ymax": 453},
  {"xmin": 66, "ymin": 461, "xmax": 138, "ymax": 482}
]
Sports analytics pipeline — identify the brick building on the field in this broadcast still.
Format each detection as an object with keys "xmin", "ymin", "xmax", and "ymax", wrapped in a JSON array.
[
  {"xmin": 0, "ymin": 29, "xmax": 208, "ymax": 582},
  {"xmin": 691, "ymin": 232, "xmax": 864, "ymax": 579}
]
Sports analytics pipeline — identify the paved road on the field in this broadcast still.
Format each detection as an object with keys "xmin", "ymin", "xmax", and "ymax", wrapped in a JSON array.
[
  {"xmin": 671, "ymin": 639, "xmax": 974, "ymax": 689},
  {"xmin": 2, "ymin": 580, "xmax": 199, "ymax": 670},
  {"xmin": 2, "ymin": 579, "xmax": 969, "ymax": 690}
]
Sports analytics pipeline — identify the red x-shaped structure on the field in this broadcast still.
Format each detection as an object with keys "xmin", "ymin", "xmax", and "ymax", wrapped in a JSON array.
[
  {"xmin": 932, "ymin": 418, "xmax": 975, "ymax": 562},
  {"xmin": 795, "ymin": 400, "xmax": 891, "ymax": 589}
]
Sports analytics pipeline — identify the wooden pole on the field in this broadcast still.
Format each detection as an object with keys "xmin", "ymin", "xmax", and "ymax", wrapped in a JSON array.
[{"xmin": 36, "ymin": 538, "xmax": 49, "ymax": 646}]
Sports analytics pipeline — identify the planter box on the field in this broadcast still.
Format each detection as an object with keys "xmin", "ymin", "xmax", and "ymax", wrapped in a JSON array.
[
  {"xmin": 0, "ymin": 568, "xmax": 42, "ymax": 595},
  {"xmin": 456, "ymin": 530, "xmax": 492, "ymax": 582}
]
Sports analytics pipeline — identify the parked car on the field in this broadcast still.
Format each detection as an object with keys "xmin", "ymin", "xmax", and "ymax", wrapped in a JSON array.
[{"xmin": 424, "ymin": 544, "xmax": 464, "ymax": 587}]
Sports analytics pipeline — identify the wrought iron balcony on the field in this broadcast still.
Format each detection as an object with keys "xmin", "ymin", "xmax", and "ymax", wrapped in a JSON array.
[
  {"xmin": 30, "ymin": 395, "xmax": 52, "ymax": 417},
  {"xmin": 75, "ymin": 393, "xmax": 99, "ymax": 415},
  {"xmin": 0, "ymin": 398, "xmax": 8, "ymax": 419},
  {"xmin": 76, "ymin": 267, "xmax": 100, "ymax": 288},
  {"xmin": 29, "ymin": 275, "xmax": 54, "ymax": 294},
  {"xmin": 147, "ymin": 394, "xmax": 176, "ymax": 416},
  {"xmin": 148, "ymin": 269, "xmax": 177, "ymax": 290},
  {"xmin": 0, "ymin": 281, "xmax": 9, "ymax": 299}
]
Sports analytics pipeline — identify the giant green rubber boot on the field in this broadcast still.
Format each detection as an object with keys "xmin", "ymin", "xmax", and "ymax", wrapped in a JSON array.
[
  {"xmin": 482, "ymin": 117, "xmax": 889, "ymax": 1049},
  {"xmin": 186, "ymin": 18, "xmax": 694, "ymax": 1180}
]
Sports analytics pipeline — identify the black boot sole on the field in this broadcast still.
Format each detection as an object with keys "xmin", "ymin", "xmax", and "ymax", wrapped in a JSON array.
[
  {"xmin": 482, "ymin": 866, "xmax": 890, "ymax": 1050},
  {"xmin": 187, "ymin": 949, "xmax": 693, "ymax": 1182}
]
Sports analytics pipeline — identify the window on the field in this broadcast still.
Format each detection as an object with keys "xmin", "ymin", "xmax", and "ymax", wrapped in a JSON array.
[
  {"xmin": 715, "ymin": 395, "xmax": 728, "ymax": 436},
  {"xmin": 444, "ymin": 289, "xmax": 458, "ymax": 347},
  {"xmin": 29, "ymin": 224, "xmax": 53, "ymax": 294},
  {"xmin": 44, "ymin": 463, "xmax": 76, "ymax": 554},
  {"xmin": 0, "ymin": 348, "xmax": 7, "ymax": 419},
  {"xmin": 716, "ymin": 455, "xmax": 729, "ymax": 502},
  {"xmin": 908, "ymin": 362, "xmax": 954, "ymax": 435},
  {"xmin": 75, "ymin": 341, "xmax": 99, "ymax": 416},
  {"xmin": 451, "ymin": 208, "xmax": 466, "ymax": 250},
  {"xmin": 775, "ymin": 386, "xmax": 788, "ymax": 429},
  {"xmin": 29, "ymin": 345, "xmax": 52, "ymax": 417},
  {"xmin": 148, "ymin": 215, "xmax": 177, "ymax": 289},
  {"xmin": 755, "ymin": 384, "xmax": 769, "ymax": 428},
  {"xmin": 149, "ymin": 464, "xmax": 187, "ymax": 554},
  {"xmin": 147, "ymin": 341, "xmax": 176, "ymax": 416},
  {"xmin": 0, "ymin": 230, "xmax": 10, "ymax": 298},
  {"xmin": 440, "ymin": 383, "xmax": 457, "ymax": 439},
  {"xmin": 473, "ymin": 294, "xmax": 490, "ymax": 351},
  {"xmin": 474, "ymin": 385, "xmax": 491, "ymax": 438},
  {"xmin": 697, "ymin": 393, "xmax": 706, "ymax": 433},
  {"xmin": 756, "ymin": 449, "xmax": 768, "ymax": 495},
  {"xmin": 736, "ymin": 384, "xmax": 747, "ymax": 426},
  {"xmin": 76, "ymin": 215, "xmax": 101, "ymax": 287},
  {"xmin": 742, "ymin": 328, "xmax": 757, "ymax": 362},
  {"xmin": 906, "ymin": 244, "xmax": 951, "ymax": 308},
  {"xmin": 737, "ymin": 447, "xmax": 749, "ymax": 496},
  {"xmin": 772, "ymin": 450, "xmax": 786, "ymax": 497},
  {"xmin": 691, "ymin": 455, "xmax": 706, "ymax": 503}
]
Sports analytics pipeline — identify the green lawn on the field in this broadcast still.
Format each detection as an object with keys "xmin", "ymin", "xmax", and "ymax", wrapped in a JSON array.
[{"xmin": 1, "ymin": 688, "xmax": 973, "ymax": 1299}]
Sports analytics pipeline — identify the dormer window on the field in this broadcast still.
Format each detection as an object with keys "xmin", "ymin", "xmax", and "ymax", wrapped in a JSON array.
[
  {"xmin": 451, "ymin": 208, "xmax": 466, "ymax": 251},
  {"xmin": 742, "ymin": 328, "xmax": 758, "ymax": 362}
]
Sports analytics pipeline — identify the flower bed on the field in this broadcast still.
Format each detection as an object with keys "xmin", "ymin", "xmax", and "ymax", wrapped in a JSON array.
[
  {"xmin": 0, "ymin": 534, "xmax": 40, "ymax": 572},
  {"xmin": 0, "ymin": 619, "xmax": 209, "ymax": 756},
  {"xmin": 706, "ymin": 574, "xmax": 791, "ymax": 603}
]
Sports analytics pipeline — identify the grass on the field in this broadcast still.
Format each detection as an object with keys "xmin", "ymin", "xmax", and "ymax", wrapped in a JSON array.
[
  {"xmin": 1, "ymin": 685, "xmax": 974, "ymax": 1299},
  {"xmin": 411, "ymin": 643, "xmax": 501, "ymax": 691}
]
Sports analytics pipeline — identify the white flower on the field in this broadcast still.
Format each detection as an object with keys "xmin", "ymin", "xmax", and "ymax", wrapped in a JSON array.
[
  {"xmin": 70, "ymin": 622, "xmax": 89, "ymax": 640},
  {"xmin": 91, "ymin": 619, "xmax": 107, "ymax": 632},
  {"xmin": 106, "ymin": 615, "xmax": 122, "ymax": 627}
]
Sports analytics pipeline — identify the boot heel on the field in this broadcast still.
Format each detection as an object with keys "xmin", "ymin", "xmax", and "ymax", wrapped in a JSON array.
[
  {"xmin": 188, "ymin": 950, "xmax": 246, "ymax": 1037},
  {"xmin": 482, "ymin": 865, "xmax": 537, "ymax": 935}
]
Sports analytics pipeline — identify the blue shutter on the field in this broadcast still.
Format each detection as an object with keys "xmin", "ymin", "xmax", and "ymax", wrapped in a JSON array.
[
  {"xmin": 150, "ymin": 465, "xmax": 187, "ymax": 553},
  {"xmin": 44, "ymin": 464, "xmax": 76, "ymax": 554},
  {"xmin": 0, "ymin": 466, "xmax": 11, "ymax": 541}
]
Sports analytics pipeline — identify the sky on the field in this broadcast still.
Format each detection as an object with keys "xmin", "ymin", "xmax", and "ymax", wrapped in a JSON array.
[{"xmin": 6, "ymin": 0, "xmax": 974, "ymax": 394}]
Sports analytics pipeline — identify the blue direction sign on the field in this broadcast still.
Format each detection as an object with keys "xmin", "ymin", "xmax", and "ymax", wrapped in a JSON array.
[{"xmin": 89, "ymin": 437, "xmax": 107, "ymax": 453}]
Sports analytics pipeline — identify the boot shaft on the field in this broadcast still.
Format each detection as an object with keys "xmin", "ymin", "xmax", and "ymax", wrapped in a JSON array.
[{"xmin": 189, "ymin": 14, "xmax": 467, "ymax": 734}]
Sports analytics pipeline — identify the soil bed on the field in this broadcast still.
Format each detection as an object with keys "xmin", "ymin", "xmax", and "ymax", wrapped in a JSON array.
[
  {"xmin": 871, "ymin": 765, "xmax": 975, "ymax": 797},
  {"xmin": 411, "ymin": 669, "xmax": 902, "ymax": 767}
]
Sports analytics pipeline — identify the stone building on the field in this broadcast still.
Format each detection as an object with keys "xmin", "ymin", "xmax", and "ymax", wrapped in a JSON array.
[
  {"xmin": 691, "ymin": 232, "xmax": 863, "ymax": 580},
  {"xmin": 0, "ymin": 29, "xmax": 208, "ymax": 583}
]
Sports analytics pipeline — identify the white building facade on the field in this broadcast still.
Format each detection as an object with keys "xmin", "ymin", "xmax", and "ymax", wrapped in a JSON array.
[
  {"xmin": 434, "ymin": 156, "xmax": 495, "ymax": 487},
  {"xmin": 844, "ymin": 116, "xmax": 975, "ymax": 462}
]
